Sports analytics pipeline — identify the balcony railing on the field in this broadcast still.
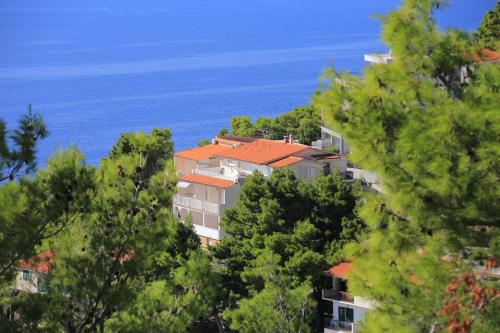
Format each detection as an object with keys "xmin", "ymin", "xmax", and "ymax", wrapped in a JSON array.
[
  {"xmin": 322, "ymin": 289, "xmax": 354, "ymax": 302},
  {"xmin": 324, "ymin": 318, "xmax": 357, "ymax": 333},
  {"xmin": 173, "ymin": 194, "xmax": 221, "ymax": 215},
  {"xmin": 193, "ymin": 168, "xmax": 238, "ymax": 182}
]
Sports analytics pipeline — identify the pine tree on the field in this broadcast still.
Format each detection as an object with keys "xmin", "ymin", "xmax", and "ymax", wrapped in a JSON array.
[
  {"xmin": 212, "ymin": 168, "xmax": 362, "ymax": 328},
  {"xmin": 0, "ymin": 148, "xmax": 94, "ymax": 332},
  {"xmin": 224, "ymin": 251, "xmax": 315, "ymax": 333},
  {"xmin": 314, "ymin": 1, "xmax": 500, "ymax": 332},
  {"xmin": 42, "ymin": 129, "xmax": 215, "ymax": 332},
  {"xmin": 474, "ymin": 1, "xmax": 499, "ymax": 50},
  {"xmin": 0, "ymin": 105, "xmax": 47, "ymax": 183}
]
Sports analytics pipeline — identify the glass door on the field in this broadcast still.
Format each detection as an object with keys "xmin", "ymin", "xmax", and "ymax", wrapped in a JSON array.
[{"xmin": 338, "ymin": 307, "xmax": 354, "ymax": 326}]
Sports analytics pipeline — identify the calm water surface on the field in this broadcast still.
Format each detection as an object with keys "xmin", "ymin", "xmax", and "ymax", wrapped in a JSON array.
[{"xmin": 0, "ymin": 0, "xmax": 494, "ymax": 165}]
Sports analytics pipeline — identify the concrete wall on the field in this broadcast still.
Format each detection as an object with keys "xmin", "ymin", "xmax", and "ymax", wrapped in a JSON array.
[
  {"xmin": 330, "ymin": 300, "xmax": 370, "ymax": 326},
  {"xmin": 174, "ymin": 156, "xmax": 198, "ymax": 177},
  {"xmin": 16, "ymin": 269, "xmax": 42, "ymax": 293},
  {"xmin": 289, "ymin": 160, "xmax": 322, "ymax": 180}
]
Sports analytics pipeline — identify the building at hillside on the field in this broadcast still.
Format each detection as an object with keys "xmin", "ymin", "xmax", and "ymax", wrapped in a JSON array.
[
  {"xmin": 321, "ymin": 262, "xmax": 375, "ymax": 333},
  {"xmin": 173, "ymin": 135, "xmax": 346, "ymax": 247},
  {"xmin": 15, "ymin": 250, "xmax": 54, "ymax": 293},
  {"xmin": 364, "ymin": 51, "xmax": 394, "ymax": 65}
]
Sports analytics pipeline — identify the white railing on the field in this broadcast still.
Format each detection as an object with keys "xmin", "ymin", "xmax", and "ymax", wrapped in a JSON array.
[
  {"xmin": 193, "ymin": 168, "xmax": 238, "ymax": 182},
  {"xmin": 324, "ymin": 318, "xmax": 357, "ymax": 333},
  {"xmin": 173, "ymin": 194, "xmax": 221, "ymax": 215}
]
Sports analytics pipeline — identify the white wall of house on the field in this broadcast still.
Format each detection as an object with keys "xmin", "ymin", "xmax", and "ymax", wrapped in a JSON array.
[
  {"xmin": 174, "ymin": 156, "xmax": 198, "ymax": 177},
  {"xmin": 289, "ymin": 159, "xmax": 323, "ymax": 180},
  {"xmin": 220, "ymin": 158, "xmax": 273, "ymax": 177},
  {"xmin": 330, "ymin": 299, "xmax": 370, "ymax": 326},
  {"xmin": 16, "ymin": 269, "xmax": 45, "ymax": 293}
]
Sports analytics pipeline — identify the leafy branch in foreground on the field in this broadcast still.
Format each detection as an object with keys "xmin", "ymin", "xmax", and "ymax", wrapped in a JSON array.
[{"xmin": 314, "ymin": 0, "xmax": 500, "ymax": 332}]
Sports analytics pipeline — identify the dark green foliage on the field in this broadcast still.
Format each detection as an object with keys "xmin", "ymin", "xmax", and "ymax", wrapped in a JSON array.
[
  {"xmin": 197, "ymin": 139, "xmax": 212, "ymax": 147},
  {"xmin": 0, "ymin": 148, "xmax": 94, "ymax": 331},
  {"xmin": 104, "ymin": 252, "xmax": 217, "ymax": 333},
  {"xmin": 224, "ymin": 251, "xmax": 315, "ymax": 333},
  {"xmin": 230, "ymin": 116, "xmax": 255, "ymax": 137},
  {"xmin": 40, "ymin": 129, "xmax": 215, "ymax": 332},
  {"xmin": 226, "ymin": 106, "xmax": 321, "ymax": 145},
  {"xmin": 314, "ymin": 0, "xmax": 500, "ymax": 332},
  {"xmin": 0, "ymin": 149, "xmax": 93, "ymax": 283},
  {"xmin": 474, "ymin": 1, "xmax": 499, "ymax": 50},
  {"xmin": 0, "ymin": 105, "xmax": 47, "ymax": 182},
  {"xmin": 212, "ymin": 169, "xmax": 362, "ymax": 315},
  {"xmin": 0, "ymin": 290, "xmax": 47, "ymax": 332}
]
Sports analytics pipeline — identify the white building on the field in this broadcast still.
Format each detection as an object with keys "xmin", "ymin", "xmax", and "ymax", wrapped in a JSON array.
[
  {"xmin": 15, "ymin": 250, "xmax": 53, "ymax": 293},
  {"xmin": 364, "ymin": 51, "xmax": 394, "ymax": 65},
  {"xmin": 173, "ymin": 136, "xmax": 346, "ymax": 247},
  {"xmin": 322, "ymin": 262, "xmax": 375, "ymax": 333}
]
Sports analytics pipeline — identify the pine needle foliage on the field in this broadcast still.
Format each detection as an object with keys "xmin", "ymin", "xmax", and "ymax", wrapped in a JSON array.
[{"xmin": 314, "ymin": 1, "xmax": 500, "ymax": 332}]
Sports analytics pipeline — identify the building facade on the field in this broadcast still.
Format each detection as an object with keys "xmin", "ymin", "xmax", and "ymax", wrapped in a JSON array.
[
  {"xmin": 321, "ymin": 262, "xmax": 374, "ymax": 333},
  {"xmin": 15, "ymin": 250, "xmax": 54, "ymax": 293}
]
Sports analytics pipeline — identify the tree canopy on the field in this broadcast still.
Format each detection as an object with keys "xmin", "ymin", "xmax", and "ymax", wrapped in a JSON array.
[
  {"xmin": 314, "ymin": 0, "xmax": 500, "ymax": 332},
  {"xmin": 223, "ymin": 106, "xmax": 321, "ymax": 145},
  {"xmin": 0, "ymin": 128, "xmax": 218, "ymax": 333},
  {"xmin": 0, "ymin": 105, "xmax": 47, "ymax": 183},
  {"xmin": 474, "ymin": 1, "xmax": 499, "ymax": 50},
  {"xmin": 224, "ymin": 251, "xmax": 315, "ymax": 333},
  {"xmin": 212, "ymin": 168, "xmax": 363, "ymax": 330}
]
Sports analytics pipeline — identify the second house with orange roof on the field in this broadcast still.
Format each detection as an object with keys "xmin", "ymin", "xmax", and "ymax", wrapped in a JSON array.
[{"xmin": 173, "ymin": 135, "xmax": 346, "ymax": 247}]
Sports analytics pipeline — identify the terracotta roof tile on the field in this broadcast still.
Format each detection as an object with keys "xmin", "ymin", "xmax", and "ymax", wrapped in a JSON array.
[
  {"xmin": 18, "ymin": 250, "xmax": 55, "ymax": 273},
  {"xmin": 214, "ymin": 139, "xmax": 309, "ymax": 165},
  {"xmin": 175, "ymin": 144, "xmax": 233, "ymax": 161},
  {"xmin": 180, "ymin": 173, "xmax": 236, "ymax": 188},
  {"xmin": 269, "ymin": 156, "xmax": 304, "ymax": 168},
  {"xmin": 325, "ymin": 262, "xmax": 352, "ymax": 278},
  {"xmin": 472, "ymin": 49, "xmax": 500, "ymax": 62}
]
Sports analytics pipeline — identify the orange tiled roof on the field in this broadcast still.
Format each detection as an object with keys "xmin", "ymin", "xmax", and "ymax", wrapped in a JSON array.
[
  {"xmin": 472, "ymin": 48, "xmax": 500, "ymax": 62},
  {"xmin": 214, "ymin": 139, "xmax": 309, "ymax": 165},
  {"xmin": 175, "ymin": 144, "xmax": 233, "ymax": 161},
  {"xmin": 180, "ymin": 173, "xmax": 236, "ymax": 188},
  {"xmin": 325, "ymin": 262, "xmax": 352, "ymax": 278},
  {"xmin": 18, "ymin": 250, "xmax": 55, "ymax": 273},
  {"xmin": 269, "ymin": 156, "xmax": 304, "ymax": 168}
]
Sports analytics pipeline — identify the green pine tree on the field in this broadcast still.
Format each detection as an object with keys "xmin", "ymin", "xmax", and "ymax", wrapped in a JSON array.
[
  {"xmin": 0, "ymin": 105, "xmax": 47, "ymax": 183},
  {"xmin": 314, "ymin": 1, "xmax": 500, "ymax": 332},
  {"xmin": 41, "ymin": 129, "xmax": 215, "ymax": 332},
  {"xmin": 224, "ymin": 251, "xmax": 315, "ymax": 333},
  {"xmin": 474, "ymin": 1, "xmax": 499, "ymax": 50},
  {"xmin": 212, "ymin": 168, "xmax": 362, "ymax": 328}
]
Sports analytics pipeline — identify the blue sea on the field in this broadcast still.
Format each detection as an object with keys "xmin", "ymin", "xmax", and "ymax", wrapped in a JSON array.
[{"xmin": 0, "ymin": 0, "xmax": 494, "ymax": 165}]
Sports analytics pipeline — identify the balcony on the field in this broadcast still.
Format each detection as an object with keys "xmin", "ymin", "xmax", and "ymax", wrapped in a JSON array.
[
  {"xmin": 193, "ymin": 167, "xmax": 238, "ymax": 182},
  {"xmin": 324, "ymin": 318, "xmax": 358, "ymax": 333},
  {"xmin": 173, "ymin": 194, "xmax": 221, "ymax": 215},
  {"xmin": 322, "ymin": 289, "xmax": 354, "ymax": 303}
]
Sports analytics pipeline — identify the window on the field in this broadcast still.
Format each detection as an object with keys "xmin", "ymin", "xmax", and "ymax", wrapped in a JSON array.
[
  {"xmin": 22, "ymin": 270, "xmax": 30, "ymax": 281},
  {"xmin": 307, "ymin": 167, "xmax": 316, "ymax": 178},
  {"xmin": 338, "ymin": 307, "xmax": 354, "ymax": 323},
  {"xmin": 37, "ymin": 280, "xmax": 48, "ymax": 293}
]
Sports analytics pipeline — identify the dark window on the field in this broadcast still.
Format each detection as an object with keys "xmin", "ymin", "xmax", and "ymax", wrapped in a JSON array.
[
  {"xmin": 22, "ymin": 270, "xmax": 30, "ymax": 281},
  {"xmin": 37, "ymin": 280, "xmax": 48, "ymax": 293},
  {"xmin": 338, "ymin": 306, "xmax": 354, "ymax": 323}
]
